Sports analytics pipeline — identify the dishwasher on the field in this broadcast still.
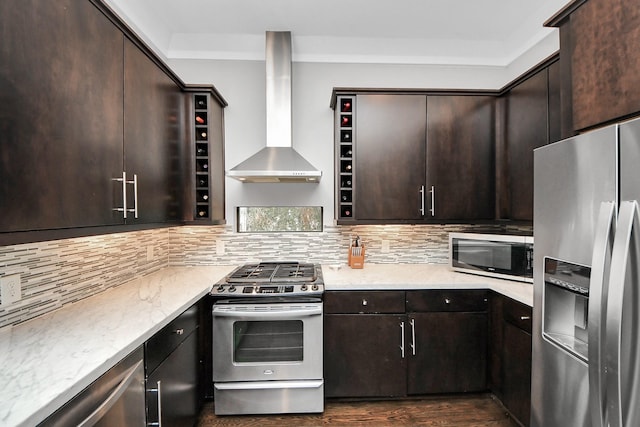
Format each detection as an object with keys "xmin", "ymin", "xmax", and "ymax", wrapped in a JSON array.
[{"xmin": 39, "ymin": 346, "xmax": 146, "ymax": 427}]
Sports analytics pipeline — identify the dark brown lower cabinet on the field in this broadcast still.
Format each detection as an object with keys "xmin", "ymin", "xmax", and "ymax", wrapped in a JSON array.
[
  {"xmin": 407, "ymin": 312, "xmax": 487, "ymax": 394},
  {"xmin": 502, "ymin": 321, "xmax": 532, "ymax": 426},
  {"xmin": 146, "ymin": 332, "xmax": 199, "ymax": 427},
  {"xmin": 324, "ymin": 289, "xmax": 532, "ymax": 427},
  {"xmin": 492, "ymin": 293, "xmax": 532, "ymax": 427},
  {"xmin": 324, "ymin": 290, "xmax": 488, "ymax": 399},
  {"xmin": 324, "ymin": 314, "xmax": 406, "ymax": 398},
  {"xmin": 145, "ymin": 302, "xmax": 202, "ymax": 427}
]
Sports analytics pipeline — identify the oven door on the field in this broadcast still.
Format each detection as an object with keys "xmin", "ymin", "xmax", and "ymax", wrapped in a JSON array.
[{"xmin": 212, "ymin": 301, "xmax": 323, "ymax": 382}]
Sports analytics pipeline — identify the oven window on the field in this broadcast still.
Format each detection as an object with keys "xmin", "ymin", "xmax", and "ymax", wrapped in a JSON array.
[{"xmin": 233, "ymin": 320, "xmax": 304, "ymax": 363}]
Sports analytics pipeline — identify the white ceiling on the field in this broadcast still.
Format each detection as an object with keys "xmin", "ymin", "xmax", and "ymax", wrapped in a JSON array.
[{"xmin": 105, "ymin": 0, "xmax": 570, "ymax": 67}]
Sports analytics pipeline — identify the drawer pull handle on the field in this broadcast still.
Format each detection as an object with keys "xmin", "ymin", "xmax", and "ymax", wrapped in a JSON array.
[
  {"xmin": 444, "ymin": 298, "xmax": 451, "ymax": 304},
  {"xmin": 174, "ymin": 328, "xmax": 184, "ymax": 335},
  {"xmin": 520, "ymin": 316, "xmax": 531, "ymax": 321},
  {"xmin": 362, "ymin": 299, "xmax": 368, "ymax": 306}
]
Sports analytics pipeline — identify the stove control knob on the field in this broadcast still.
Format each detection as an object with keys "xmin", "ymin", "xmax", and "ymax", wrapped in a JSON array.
[
  {"xmin": 228, "ymin": 286, "xmax": 237, "ymax": 293},
  {"xmin": 216, "ymin": 285, "xmax": 225, "ymax": 293},
  {"xmin": 300, "ymin": 284, "xmax": 308, "ymax": 291},
  {"xmin": 312, "ymin": 284, "xmax": 319, "ymax": 291}
]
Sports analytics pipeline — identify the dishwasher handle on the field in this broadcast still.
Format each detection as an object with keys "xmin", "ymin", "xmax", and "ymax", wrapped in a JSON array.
[{"xmin": 77, "ymin": 360, "xmax": 143, "ymax": 427}]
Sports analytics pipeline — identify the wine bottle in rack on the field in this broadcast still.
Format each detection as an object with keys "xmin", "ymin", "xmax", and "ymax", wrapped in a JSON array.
[
  {"xmin": 196, "ymin": 144, "xmax": 208, "ymax": 156},
  {"xmin": 195, "ymin": 95, "xmax": 207, "ymax": 109},
  {"xmin": 197, "ymin": 206, "xmax": 209, "ymax": 218},
  {"xmin": 341, "ymin": 146, "xmax": 353, "ymax": 157},
  {"xmin": 197, "ymin": 176, "xmax": 209, "ymax": 187},
  {"xmin": 195, "ymin": 113, "xmax": 207, "ymax": 125},
  {"xmin": 197, "ymin": 190, "xmax": 209, "ymax": 202}
]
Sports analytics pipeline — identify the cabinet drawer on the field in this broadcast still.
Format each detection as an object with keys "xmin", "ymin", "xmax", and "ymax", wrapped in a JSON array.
[
  {"xmin": 406, "ymin": 290, "xmax": 488, "ymax": 312},
  {"xmin": 145, "ymin": 303, "xmax": 199, "ymax": 374},
  {"xmin": 324, "ymin": 291, "xmax": 405, "ymax": 314},
  {"xmin": 503, "ymin": 297, "xmax": 532, "ymax": 334}
]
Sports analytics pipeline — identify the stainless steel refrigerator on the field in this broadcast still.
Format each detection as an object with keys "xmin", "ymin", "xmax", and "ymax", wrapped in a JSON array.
[{"xmin": 532, "ymin": 116, "xmax": 640, "ymax": 427}]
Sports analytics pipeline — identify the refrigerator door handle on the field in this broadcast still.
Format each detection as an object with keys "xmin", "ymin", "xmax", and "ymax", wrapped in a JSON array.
[
  {"xmin": 606, "ymin": 200, "xmax": 640, "ymax": 427},
  {"xmin": 588, "ymin": 201, "xmax": 617, "ymax": 427}
]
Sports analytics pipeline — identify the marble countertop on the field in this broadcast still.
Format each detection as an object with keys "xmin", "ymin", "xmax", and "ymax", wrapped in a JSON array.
[
  {"xmin": 0, "ymin": 263, "xmax": 532, "ymax": 427},
  {"xmin": 322, "ymin": 264, "xmax": 533, "ymax": 307},
  {"xmin": 0, "ymin": 265, "xmax": 236, "ymax": 427}
]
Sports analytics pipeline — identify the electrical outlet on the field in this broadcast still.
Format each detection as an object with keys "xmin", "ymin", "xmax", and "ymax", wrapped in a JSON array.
[
  {"xmin": 1, "ymin": 274, "xmax": 22, "ymax": 306},
  {"xmin": 216, "ymin": 240, "xmax": 226, "ymax": 256},
  {"xmin": 146, "ymin": 245, "xmax": 154, "ymax": 261},
  {"xmin": 381, "ymin": 240, "xmax": 390, "ymax": 253}
]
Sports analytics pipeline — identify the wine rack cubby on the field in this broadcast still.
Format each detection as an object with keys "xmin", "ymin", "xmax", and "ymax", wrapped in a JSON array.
[
  {"xmin": 185, "ymin": 87, "xmax": 226, "ymax": 225},
  {"xmin": 193, "ymin": 94, "xmax": 211, "ymax": 220},
  {"xmin": 336, "ymin": 95, "xmax": 355, "ymax": 219}
]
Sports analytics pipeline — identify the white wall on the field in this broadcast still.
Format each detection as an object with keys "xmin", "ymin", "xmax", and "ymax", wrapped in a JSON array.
[{"xmin": 168, "ymin": 48, "xmax": 556, "ymax": 228}]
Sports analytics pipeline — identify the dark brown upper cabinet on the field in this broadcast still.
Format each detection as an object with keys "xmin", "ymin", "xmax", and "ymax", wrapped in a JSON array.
[
  {"xmin": 498, "ymin": 59, "xmax": 559, "ymax": 222},
  {"xmin": 504, "ymin": 68, "xmax": 551, "ymax": 222},
  {"xmin": 123, "ymin": 39, "xmax": 185, "ymax": 224},
  {"xmin": 546, "ymin": 0, "xmax": 640, "ymax": 133},
  {"xmin": 0, "ymin": 0, "xmax": 226, "ymax": 245},
  {"xmin": 426, "ymin": 95, "xmax": 495, "ymax": 220},
  {"xmin": 0, "ymin": 0, "xmax": 125, "ymax": 233},
  {"xmin": 354, "ymin": 94, "xmax": 427, "ymax": 221},
  {"xmin": 333, "ymin": 91, "xmax": 495, "ymax": 223}
]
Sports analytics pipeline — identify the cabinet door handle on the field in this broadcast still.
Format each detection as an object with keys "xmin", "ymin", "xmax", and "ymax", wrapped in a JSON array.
[
  {"xmin": 419, "ymin": 185, "xmax": 425, "ymax": 216},
  {"xmin": 112, "ymin": 172, "xmax": 138, "ymax": 219},
  {"xmin": 429, "ymin": 185, "xmax": 435, "ymax": 216},
  {"xmin": 174, "ymin": 328, "xmax": 184, "ymax": 335},
  {"xmin": 520, "ymin": 316, "xmax": 531, "ymax": 321},
  {"xmin": 148, "ymin": 380, "xmax": 163, "ymax": 427},
  {"xmin": 131, "ymin": 173, "xmax": 139, "ymax": 219},
  {"xmin": 410, "ymin": 318, "xmax": 416, "ymax": 356},
  {"xmin": 400, "ymin": 321, "xmax": 405, "ymax": 359},
  {"xmin": 112, "ymin": 171, "xmax": 128, "ymax": 219}
]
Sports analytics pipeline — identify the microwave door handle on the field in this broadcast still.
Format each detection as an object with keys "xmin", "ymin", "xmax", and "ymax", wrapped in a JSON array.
[
  {"xmin": 212, "ymin": 306, "xmax": 322, "ymax": 318},
  {"xmin": 588, "ymin": 201, "xmax": 616, "ymax": 427},
  {"xmin": 605, "ymin": 200, "xmax": 640, "ymax": 427}
]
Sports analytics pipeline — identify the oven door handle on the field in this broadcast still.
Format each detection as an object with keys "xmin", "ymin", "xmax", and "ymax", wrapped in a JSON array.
[
  {"xmin": 215, "ymin": 380, "xmax": 324, "ymax": 391},
  {"xmin": 212, "ymin": 306, "xmax": 322, "ymax": 318}
]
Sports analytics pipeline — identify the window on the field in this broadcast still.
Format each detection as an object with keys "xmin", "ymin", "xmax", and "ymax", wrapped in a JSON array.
[{"xmin": 237, "ymin": 207, "xmax": 322, "ymax": 232}]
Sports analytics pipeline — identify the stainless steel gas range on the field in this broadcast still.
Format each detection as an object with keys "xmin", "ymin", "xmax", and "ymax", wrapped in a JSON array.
[{"xmin": 210, "ymin": 262, "xmax": 324, "ymax": 415}]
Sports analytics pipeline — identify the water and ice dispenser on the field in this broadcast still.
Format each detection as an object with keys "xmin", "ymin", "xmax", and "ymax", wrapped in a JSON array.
[{"xmin": 542, "ymin": 257, "xmax": 591, "ymax": 362}]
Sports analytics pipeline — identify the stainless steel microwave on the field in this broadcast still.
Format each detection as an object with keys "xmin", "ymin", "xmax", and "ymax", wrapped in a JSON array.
[{"xmin": 449, "ymin": 232, "xmax": 534, "ymax": 283}]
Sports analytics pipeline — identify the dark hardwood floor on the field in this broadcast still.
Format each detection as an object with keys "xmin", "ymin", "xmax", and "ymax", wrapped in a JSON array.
[{"xmin": 197, "ymin": 394, "xmax": 520, "ymax": 426}]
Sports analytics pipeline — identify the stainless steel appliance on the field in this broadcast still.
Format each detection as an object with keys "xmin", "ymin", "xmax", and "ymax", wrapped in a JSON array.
[
  {"xmin": 211, "ymin": 262, "xmax": 324, "ymax": 415},
  {"xmin": 40, "ymin": 347, "xmax": 145, "ymax": 427},
  {"xmin": 532, "ymin": 116, "xmax": 640, "ymax": 426},
  {"xmin": 449, "ymin": 232, "xmax": 534, "ymax": 283}
]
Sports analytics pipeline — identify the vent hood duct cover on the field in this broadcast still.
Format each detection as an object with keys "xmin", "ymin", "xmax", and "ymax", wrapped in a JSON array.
[{"xmin": 227, "ymin": 31, "xmax": 322, "ymax": 183}]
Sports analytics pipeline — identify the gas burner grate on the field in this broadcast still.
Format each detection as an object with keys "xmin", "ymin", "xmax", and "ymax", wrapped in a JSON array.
[{"xmin": 227, "ymin": 262, "xmax": 317, "ymax": 283}]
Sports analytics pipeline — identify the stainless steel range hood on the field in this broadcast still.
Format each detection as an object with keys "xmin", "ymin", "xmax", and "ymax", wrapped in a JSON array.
[{"xmin": 227, "ymin": 31, "xmax": 322, "ymax": 183}]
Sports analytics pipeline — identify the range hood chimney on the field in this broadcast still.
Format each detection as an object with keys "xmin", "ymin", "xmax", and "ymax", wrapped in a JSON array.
[{"xmin": 226, "ymin": 31, "xmax": 322, "ymax": 183}]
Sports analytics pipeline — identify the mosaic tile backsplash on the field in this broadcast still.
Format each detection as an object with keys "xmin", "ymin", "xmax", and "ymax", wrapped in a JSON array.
[{"xmin": 0, "ymin": 223, "xmax": 530, "ymax": 328}]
